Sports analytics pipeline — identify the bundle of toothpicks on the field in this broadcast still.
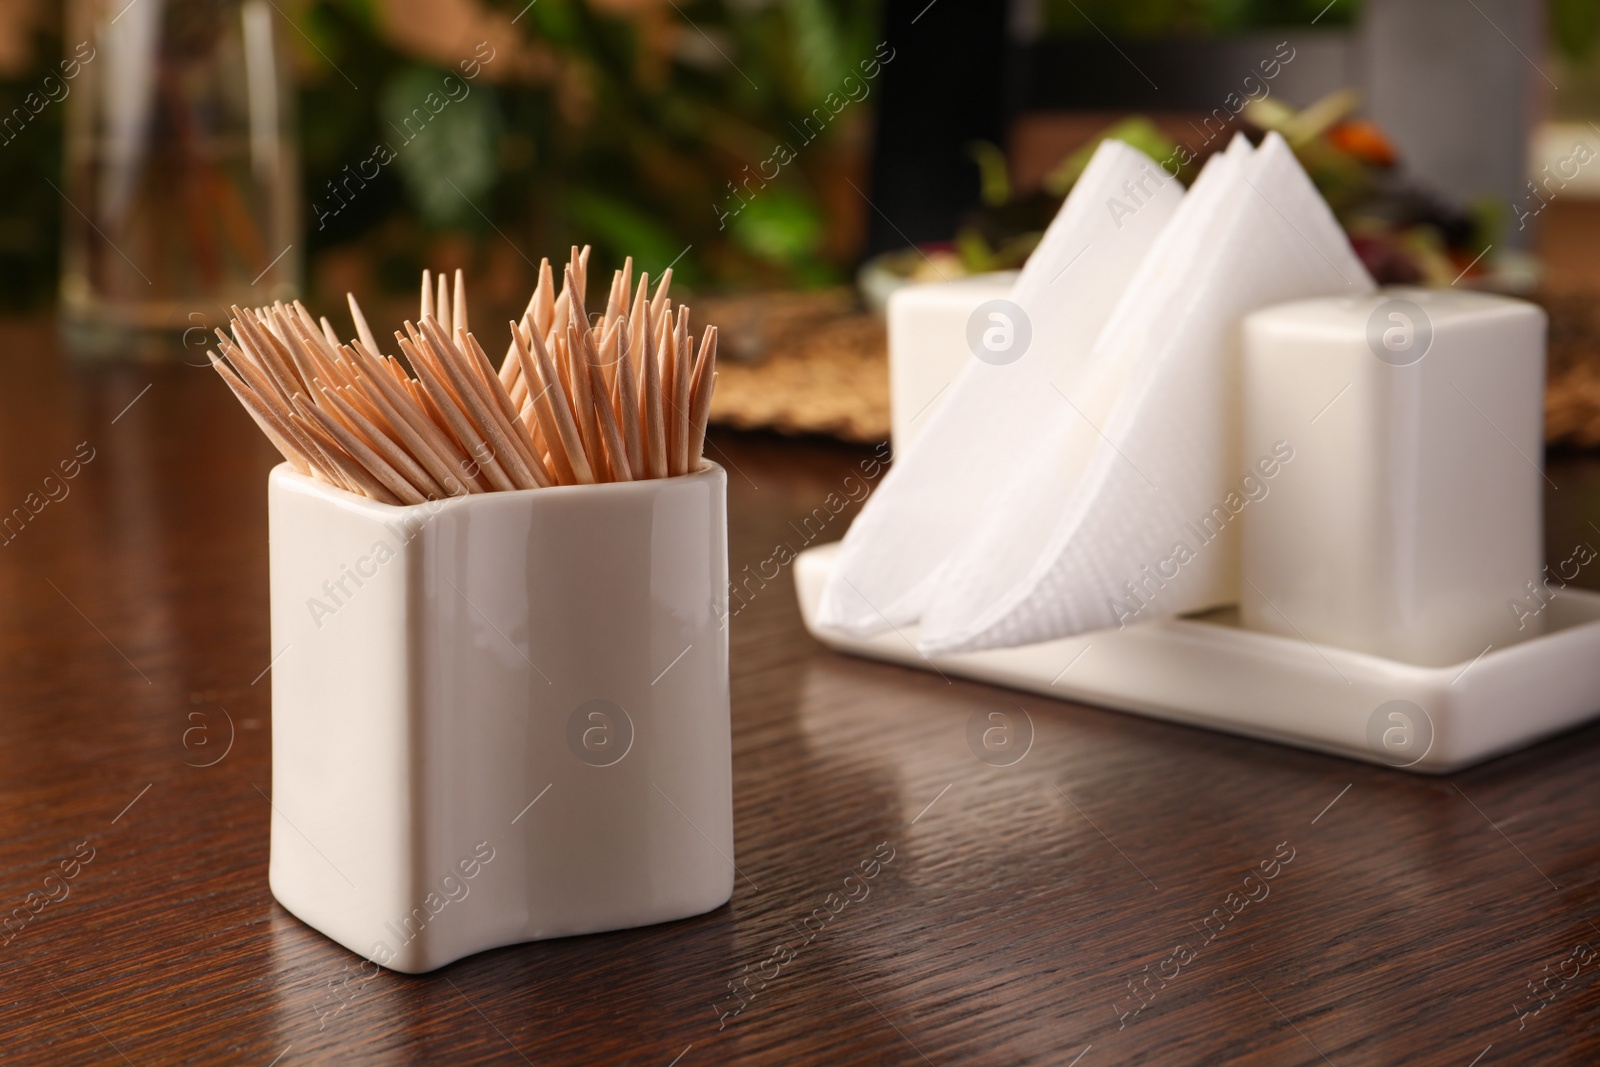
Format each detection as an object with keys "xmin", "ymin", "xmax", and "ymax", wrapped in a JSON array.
[{"xmin": 209, "ymin": 246, "xmax": 718, "ymax": 504}]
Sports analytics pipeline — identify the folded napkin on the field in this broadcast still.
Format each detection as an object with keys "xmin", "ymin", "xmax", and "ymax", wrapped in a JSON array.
[
  {"xmin": 918, "ymin": 131, "xmax": 1375, "ymax": 655},
  {"xmin": 815, "ymin": 139, "xmax": 1185, "ymax": 636}
]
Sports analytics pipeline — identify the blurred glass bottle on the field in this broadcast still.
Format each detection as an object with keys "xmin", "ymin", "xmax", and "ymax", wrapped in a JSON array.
[{"xmin": 61, "ymin": 0, "xmax": 299, "ymax": 361}]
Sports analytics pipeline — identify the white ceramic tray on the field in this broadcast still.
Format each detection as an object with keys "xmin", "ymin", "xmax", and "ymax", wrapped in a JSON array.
[{"xmin": 795, "ymin": 543, "xmax": 1600, "ymax": 773}]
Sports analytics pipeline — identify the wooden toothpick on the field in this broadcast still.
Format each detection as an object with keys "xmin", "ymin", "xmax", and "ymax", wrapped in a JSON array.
[{"xmin": 210, "ymin": 246, "xmax": 718, "ymax": 500}]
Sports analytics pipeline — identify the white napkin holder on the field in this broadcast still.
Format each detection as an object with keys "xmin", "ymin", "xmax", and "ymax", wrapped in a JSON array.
[{"xmin": 799, "ymin": 283, "xmax": 1600, "ymax": 772}]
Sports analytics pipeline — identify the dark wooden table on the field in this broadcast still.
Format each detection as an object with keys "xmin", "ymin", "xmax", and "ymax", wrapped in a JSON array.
[{"xmin": 1, "ymin": 318, "xmax": 1597, "ymax": 1066}]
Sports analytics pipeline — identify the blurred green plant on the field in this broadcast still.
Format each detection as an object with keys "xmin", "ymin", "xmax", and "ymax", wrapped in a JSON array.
[
  {"xmin": 4, "ymin": 0, "xmax": 1595, "ymax": 311},
  {"xmin": 289, "ymin": 0, "xmax": 884, "ymax": 297},
  {"xmin": 380, "ymin": 66, "xmax": 503, "ymax": 229},
  {"xmin": 513, "ymin": 0, "xmax": 882, "ymax": 287},
  {"xmin": 1551, "ymin": 0, "xmax": 1600, "ymax": 61},
  {"xmin": 0, "ymin": 0, "xmax": 884, "ymax": 310}
]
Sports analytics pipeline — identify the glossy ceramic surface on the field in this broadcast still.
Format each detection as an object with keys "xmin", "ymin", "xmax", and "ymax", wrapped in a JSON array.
[
  {"xmin": 796, "ymin": 542, "xmax": 1600, "ymax": 774},
  {"xmin": 887, "ymin": 272, "xmax": 1017, "ymax": 449},
  {"xmin": 1241, "ymin": 289, "xmax": 1546, "ymax": 666},
  {"xmin": 266, "ymin": 463, "xmax": 732, "ymax": 973}
]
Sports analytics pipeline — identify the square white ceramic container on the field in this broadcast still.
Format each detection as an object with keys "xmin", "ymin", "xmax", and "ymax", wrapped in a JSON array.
[
  {"xmin": 887, "ymin": 272, "xmax": 1018, "ymax": 448},
  {"xmin": 1240, "ymin": 288, "xmax": 1546, "ymax": 666},
  {"xmin": 266, "ymin": 462, "xmax": 733, "ymax": 973}
]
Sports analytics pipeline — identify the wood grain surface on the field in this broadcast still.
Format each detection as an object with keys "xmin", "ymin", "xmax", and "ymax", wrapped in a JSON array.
[{"xmin": 0, "ymin": 318, "xmax": 1597, "ymax": 1066}]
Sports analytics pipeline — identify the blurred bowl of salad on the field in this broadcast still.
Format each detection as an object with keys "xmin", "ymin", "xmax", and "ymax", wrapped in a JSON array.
[{"xmin": 858, "ymin": 96, "xmax": 1534, "ymax": 314}]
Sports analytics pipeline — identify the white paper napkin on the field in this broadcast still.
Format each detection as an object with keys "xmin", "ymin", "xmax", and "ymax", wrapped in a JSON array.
[
  {"xmin": 904, "ymin": 134, "xmax": 1255, "ymax": 648},
  {"xmin": 918, "ymin": 132, "xmax": 1375, "ymax": 655},
  {"xmin": 815, "ymin": 139, "xmax": 1185, "ymax": 637}
]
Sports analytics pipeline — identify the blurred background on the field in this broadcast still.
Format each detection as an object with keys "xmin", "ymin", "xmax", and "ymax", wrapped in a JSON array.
[{"xmin": 4, "ymin": 0, "xmax": 1600, "ymax": 444}]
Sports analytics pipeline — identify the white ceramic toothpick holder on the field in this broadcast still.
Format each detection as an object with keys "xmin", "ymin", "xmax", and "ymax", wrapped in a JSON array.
[{"xmin": 266, "ymin": 463, "xmax": 733, "ymax": 973}]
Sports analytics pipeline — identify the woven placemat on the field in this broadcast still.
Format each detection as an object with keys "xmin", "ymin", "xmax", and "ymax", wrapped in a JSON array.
[
  {"xmin": 703, "ymin": 290, "xmax": 889, "ymax": 444},
  {"xmin": 705, "ymin": 288, "xmax": 1600, "ymax": 448},
  {"xmin": 1543, "ymin": 288, "xmax": 1600, "ymax": 448}
]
